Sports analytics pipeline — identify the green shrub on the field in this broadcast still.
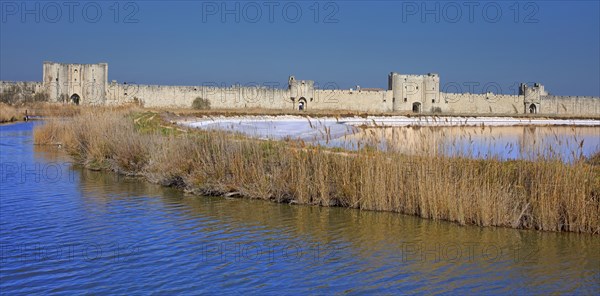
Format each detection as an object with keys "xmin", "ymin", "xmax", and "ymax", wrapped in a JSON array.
[{"xmin": 192, "ymin": 97, "xmax": 211, "ymax": 110}]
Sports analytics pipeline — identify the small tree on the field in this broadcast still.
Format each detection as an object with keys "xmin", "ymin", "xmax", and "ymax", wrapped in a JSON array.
[
  {"xmin": 58, "ymin": 93, "xmax": 69, "ymax": 103},
  {"xmin": 192, "ymin": 97, "xmax": 211, "ymax": 110},
  {"xmin": 31, "ymin": 92, "xmax": 49, "ymax": 103}
]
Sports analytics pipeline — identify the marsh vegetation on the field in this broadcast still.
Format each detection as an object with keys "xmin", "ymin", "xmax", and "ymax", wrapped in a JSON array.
[
  {"xmin": 33, "ymin": 108, "xmax": 600, "ymax": 233},
  {"xmin": 0, "ymin": 102, "xmax": 81, "ymax": 123}
]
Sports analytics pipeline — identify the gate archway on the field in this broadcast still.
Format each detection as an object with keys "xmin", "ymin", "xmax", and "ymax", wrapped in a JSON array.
[
  {"xmin": 412, "ymin": 102, "xmax": 421, "ymax": 113},
  {"xmin": 298, "ymin": 97, "xmax": 307, "ymax": 111},
  {"xmin": 70, "ymin": 94, "xmax": 80, "ymax": 105},
  {"xmin": 529, "ymin": 103, "xmax": 537, "ymax": 114}
]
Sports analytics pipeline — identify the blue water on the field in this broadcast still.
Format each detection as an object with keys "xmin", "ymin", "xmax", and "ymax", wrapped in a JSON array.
[{"xmin": 1, "ymin": 122, "xmax": 599, "ymax": 294}]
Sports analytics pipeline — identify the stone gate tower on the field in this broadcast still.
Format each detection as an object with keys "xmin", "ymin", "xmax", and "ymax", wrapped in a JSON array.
[
  {"xmin": 42, "ymin": 62, "xmax": 108, "ymax": 105},
  {"xmin": 520, "ymin": 83, "xmax": 547, "ymax": 114},
  {"xmin": 288, "ymin": 75, "xmax": 314, "ymax": 110},
  {"xmin": 388, "ymin": 72, "xmax": 440, "ymax": 112}
]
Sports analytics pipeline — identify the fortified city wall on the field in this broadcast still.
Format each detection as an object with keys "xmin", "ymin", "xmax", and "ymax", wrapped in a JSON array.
[{"xmin": 1, "ymin": 62, "xmax": 598, "ymax": 117}]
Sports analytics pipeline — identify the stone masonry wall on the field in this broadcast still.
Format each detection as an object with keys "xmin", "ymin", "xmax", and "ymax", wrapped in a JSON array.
[
  {"xmin": 541, "ymin": 96, "xmax": 600, "ymax": 116},
  {"xmin": 1, "ymin": 62, "xmax": 599, "ymax": 116},
  {"xmin": 442, "ymin": 93, "xmax": 524, "ymax": 114}
]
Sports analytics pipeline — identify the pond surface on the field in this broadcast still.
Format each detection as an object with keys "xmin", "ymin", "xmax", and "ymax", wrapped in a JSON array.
[
  {"xmin": 1, "ymin": 122, "xmax": 599, "ymax": 294},
  {"xmin": 186, "ymin": 117, "xmax": 600, "ymax": 161},
  {"xmin": 335, "ymin": 125, "xmax": 600, "ymax": 162}
]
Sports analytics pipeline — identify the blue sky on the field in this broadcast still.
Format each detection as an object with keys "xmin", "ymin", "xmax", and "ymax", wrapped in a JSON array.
[{"xmin": 1, "ymin": 1, "xmax": 599, "ymax": 96}]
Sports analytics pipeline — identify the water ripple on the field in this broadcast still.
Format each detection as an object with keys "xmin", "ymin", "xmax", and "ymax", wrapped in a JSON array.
[{"xmin": 0, "ymin": 122, "xmax": 599, "ymax": 294}]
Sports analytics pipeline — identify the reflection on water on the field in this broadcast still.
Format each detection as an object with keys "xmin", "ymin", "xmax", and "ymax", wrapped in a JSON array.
[
  {"xmin": 189, "ymin": 118, "xmax": 599, "ymax": 161},
  {"xmin": 1, "ymin": 122, "xmax": 599, "ymax": 294},
  {"xmin": 329, "ymin": 126, "xmax": 600, "ymax": 161}
]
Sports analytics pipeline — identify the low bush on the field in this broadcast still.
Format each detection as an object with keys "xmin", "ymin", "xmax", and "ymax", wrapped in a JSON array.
[{"xmin": 192, "ymin": 97, "xmax": 211, "ymax": 110}]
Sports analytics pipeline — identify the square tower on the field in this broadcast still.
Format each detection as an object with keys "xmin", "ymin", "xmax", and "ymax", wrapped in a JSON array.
[
  {"xmin": 389, "ymin": 72, "xmax": 440, "ymax": 112},
  {"xmin": 288, "ymin": 75, "xmax": 314, "ymax": 110},
  {"xmin": 42, "ymin": 62, "xmax": 108, "ymax": 105},
  {"xmin": 520, "ymin": 83, "xmax": 546, "ymax": 114}
]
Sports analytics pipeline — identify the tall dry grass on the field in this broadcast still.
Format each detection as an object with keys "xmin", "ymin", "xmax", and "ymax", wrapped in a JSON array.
[
  {"xmin": 34, "ymin": 109, "xmax": 600, "ymax": 233},
  {"xmin": 25, "ymin": 103, "xmax": 81, "ymax": 118},
  {"xmin": 0, "ymin": 102, "xmax": 83, "ymax": 123},
  {"xmin": 0, "ymin": 103, "xmax": 21, "ymax": 123}
]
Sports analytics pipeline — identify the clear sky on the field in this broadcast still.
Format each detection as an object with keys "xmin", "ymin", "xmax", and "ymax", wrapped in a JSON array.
[{"xmin": 1, "ymin": 1, "xmax": 599, "ymax": 96}]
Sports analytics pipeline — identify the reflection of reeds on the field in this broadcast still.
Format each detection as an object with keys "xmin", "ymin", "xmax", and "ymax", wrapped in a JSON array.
[
  {"xmin": 353, "ymin": 125, "xmax": 599, "ymax": 163},
  {"xmin": 34, "ymin": 109, "xmax": 600, "ymax": 233}
]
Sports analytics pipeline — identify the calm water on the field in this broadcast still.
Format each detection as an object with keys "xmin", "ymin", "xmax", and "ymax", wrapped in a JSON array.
[
  {"xmin": 0, "ymin": 122, "xmax": 599, "ymax": 294},
  {"xmin": 335, "ymin": 125, "xmax": 600, "ymax": 162}
]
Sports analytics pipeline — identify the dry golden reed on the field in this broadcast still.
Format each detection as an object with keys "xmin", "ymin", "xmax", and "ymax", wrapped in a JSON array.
[
  {"xmin": 0, "ymin": 103, "xmax": 21, "ymax": 123},
  {"xmin": 1, "ymin": 102, "xmax": 83, "ymax": 123},
  {"xmin": 34, "ymin": 108, "xmax": 600, "ymax": 233}
]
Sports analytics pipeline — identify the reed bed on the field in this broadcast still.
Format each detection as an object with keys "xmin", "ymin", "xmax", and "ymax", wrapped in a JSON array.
[
  {"xmin": 0, "ymin": 103, "xmax": 21, "ymax": 123},
  {"xmin": 33, "ymin": 108, "xmax": 600, "ymax": 233},
  {"xmin": 0, "ymin": 102, "xmax": 83, "ymax": 123},
  {"xmin": 24, "ymin": 103, "xmax": 82, "ymax": 118}
]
